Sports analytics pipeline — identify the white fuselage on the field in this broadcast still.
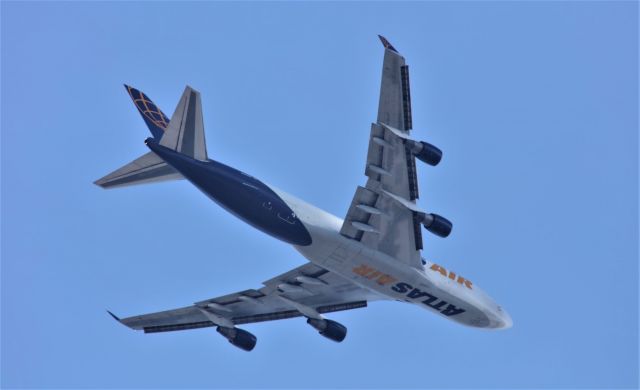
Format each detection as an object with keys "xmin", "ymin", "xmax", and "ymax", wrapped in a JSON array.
[{"xmin": 273, "ymin": 187, "xmax": 513, "ymax": 330}]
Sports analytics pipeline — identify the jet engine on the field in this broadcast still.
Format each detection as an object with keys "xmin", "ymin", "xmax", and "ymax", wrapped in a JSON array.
[
  {"xmin": 307, "ymin": 318, "xmax": 347, "ymax": 343},
  {"xmin": 419, "ymin": 213, "xmax": 452, "ymax": 238},
  {"xmin": 408, "ymin": 140, "xmax": 442, "ymax": 166},
  {"xmin": 216, "ymin": 326, "xmax": 257, "ymax": 351}
]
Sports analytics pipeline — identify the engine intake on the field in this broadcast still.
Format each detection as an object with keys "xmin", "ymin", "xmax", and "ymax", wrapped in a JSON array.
[
  {"xmin": 420, "ymin": 213, "xmax": 452, "ymax": 238},
  {"xmin": 307, "ymin": 318, "xmax": 347, "ymax": 343},
  {"xmin": 409, "ymin": 141, "xmax": 442, "ymax": 166},
  {"xmin": 216, "ymin": 326, "xmax": 257, "ymax": 351}
]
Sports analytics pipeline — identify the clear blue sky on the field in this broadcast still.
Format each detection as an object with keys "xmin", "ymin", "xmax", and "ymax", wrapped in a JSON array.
[{"xmin": 2, "ymin": 2, "xmax": 637, "ymax": 388}]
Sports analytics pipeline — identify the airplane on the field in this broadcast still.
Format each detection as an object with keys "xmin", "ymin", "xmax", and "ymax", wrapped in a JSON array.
[{"xmin": 96, "ymin": 36, "xmax": 512, "ymax": 352}]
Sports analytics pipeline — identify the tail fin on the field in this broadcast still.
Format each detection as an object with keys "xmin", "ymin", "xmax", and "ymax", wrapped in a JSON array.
[
  {"xmin": 95, "ymin": 85, "xmax": 208, "ymax": 189},
  {"xmin": 124, "ymin": 84, "xmax": 170, "ymax": 140},
  {"xmin": 159, "ymin": 86, "xmax": 208, "ymax": 161}
]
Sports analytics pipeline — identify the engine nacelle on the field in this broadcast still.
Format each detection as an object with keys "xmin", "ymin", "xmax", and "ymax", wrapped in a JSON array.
[
  {"xmin": 216, "ymin": 326, "xmax": 257, "ymax": 351},
  {"xmin": 307, "ymin": 318, "xmax": 347, "ymax": 343},
  {"xmin": 420, "ymin": 213, "xmax": 452, "ymax": 238},
  {"xmin": 409, "ymin": 141, "xmax": 442, "ymax": 166}
]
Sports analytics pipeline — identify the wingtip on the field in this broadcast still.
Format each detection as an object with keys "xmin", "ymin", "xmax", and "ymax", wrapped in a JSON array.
[
  {"xmin": 107, "ymin": 310, "xmax": 122, "ymax": 322},
  {"xmin": 378, "ymin": 35, "xmax": 398, "ymax": 53}
]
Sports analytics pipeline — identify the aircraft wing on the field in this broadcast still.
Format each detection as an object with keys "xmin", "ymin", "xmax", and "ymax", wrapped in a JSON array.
[
  {"xmin": 340, "ymin": 36, "xmax": 424, "ymax": 269},
  {"xmin": 111, "ymin": 263, "xmax": 383, "ymax": 333}
]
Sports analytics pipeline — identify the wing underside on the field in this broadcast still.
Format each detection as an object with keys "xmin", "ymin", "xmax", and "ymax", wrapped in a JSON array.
[
  {"xmin": 113, "ymin": 263, "xmax": 382, "ymax": 333},
  {"xmin": 340, "ymin": 36, "xmax": 423, "ymax": 269}
]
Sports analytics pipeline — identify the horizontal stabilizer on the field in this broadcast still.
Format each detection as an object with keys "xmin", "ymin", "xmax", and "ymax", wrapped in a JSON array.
[{"xmin": 94, "ymin": 151, "xmax": 182, "ymax": 189}]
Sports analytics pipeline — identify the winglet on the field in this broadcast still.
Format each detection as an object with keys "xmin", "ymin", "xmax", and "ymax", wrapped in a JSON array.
[
  {"xmin": 107, "ymin": 310, "xmax": 122, "ymax": 323},
  {"xmin": 378, "ymin": 35, "xmax": 398, "ymax": 53}
]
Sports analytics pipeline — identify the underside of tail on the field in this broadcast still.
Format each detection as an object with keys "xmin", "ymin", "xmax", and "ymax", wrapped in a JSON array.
[{"xmin": 95, "ymin": 85, "xmax": 208, "ymax": 189}]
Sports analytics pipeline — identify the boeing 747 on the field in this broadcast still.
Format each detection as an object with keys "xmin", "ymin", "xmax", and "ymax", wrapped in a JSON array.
[{"xmin": 96, "ymin": 36, "xmax": 512, "ymax": 351}]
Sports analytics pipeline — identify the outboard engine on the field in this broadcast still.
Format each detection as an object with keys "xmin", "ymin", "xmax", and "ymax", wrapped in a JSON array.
[
  {"xmin": 307, "ymin": 318, "xmax": 347, "ymax": 343},
  {"xmin": 216, "ymin": 326, "xmax": 257, "ymax": 351},
  {"xmin": 408, "ymin": 140, "xmax": 442, "ymax": 166},
  {"xmin": 419, "ymin": 213, "xmax": 452, "ymax": 238}
]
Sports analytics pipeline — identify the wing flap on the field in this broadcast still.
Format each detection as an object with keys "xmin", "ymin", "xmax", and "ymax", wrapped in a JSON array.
[
  {"xmin": 232, "ymin": 301, "xmax": 367, "ymax": 325},
  {"xmin": 339, "ymin": 186, "xmax": 380, "ymax": 240}
]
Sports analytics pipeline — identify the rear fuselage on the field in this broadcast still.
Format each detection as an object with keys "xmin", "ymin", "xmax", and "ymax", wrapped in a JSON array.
[
  {"xmin": 147, "ymin": 140, "xmax": 512, "ymax": 329},
  {"xmin": 147, "ymin": 141, "xmax": 312, "ymax": 247}
]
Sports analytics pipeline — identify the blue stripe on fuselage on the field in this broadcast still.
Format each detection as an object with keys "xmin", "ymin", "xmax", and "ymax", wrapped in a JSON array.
[{"xmin": 146, "ymin": 139, "xmax": 312, "ymax": 246}]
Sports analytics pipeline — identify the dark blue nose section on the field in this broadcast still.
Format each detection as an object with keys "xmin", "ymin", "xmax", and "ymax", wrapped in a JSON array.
[{"xmin": 146, "ymin": 139, "xmax": 312, "ymax": 246}]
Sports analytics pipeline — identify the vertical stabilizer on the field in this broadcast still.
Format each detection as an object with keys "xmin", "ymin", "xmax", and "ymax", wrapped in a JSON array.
[
  {"xmin": 124, "ymin": 85, "xmax": 170, "ymax": 139},
  {"xmin": 160, "ymin": 86, "xmax": 208, "ymax": 161}
]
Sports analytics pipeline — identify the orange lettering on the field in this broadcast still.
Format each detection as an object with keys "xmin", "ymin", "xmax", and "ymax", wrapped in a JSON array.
[
  {"xmin": 430, "ymin": 263, "xmax": 447, "ymax": 277},
  {"xmin": 376, "ymin": 274, "xmax": 397, "ymax": 286},
  {"xmin": 457, "ymin": 276, "xmax": 473, "ymax": 289},
  {"xmin": 353, "ymin": 264, "xmax": 375, "ymax": 277}
]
